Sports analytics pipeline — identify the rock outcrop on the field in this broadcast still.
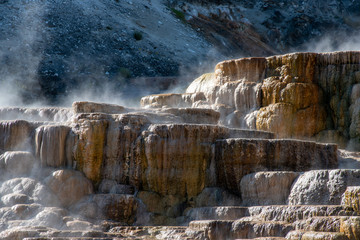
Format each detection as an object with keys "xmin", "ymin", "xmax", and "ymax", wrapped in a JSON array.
[
  {"xmin": 342, "ymin": 186, "xmax": 360, "ymax": 214},
  {"xmin": 240, "ymin": 171, "xmax": 300, "ymax": 206},
  {"xmin": 1, "ymin": 52, "xmax": 360, "ymax": 239},
  {"xmin": 216, "ymin": 139, "xmax": 337, "ymax": 194},
  {"xmin": 44, "ymin": 169, "xmax": 94, "ymax": 207},
  {"xmin": 288, "ymin": 170, "xmax": 360, "ymax": 205},
  {"xmin": 35, "ymin": 125, "xmax": 71, "ymax": 168},
  {"xmin": 0, "ymin": 120, "xmax": 35, "ymax": 151},
  {"xmin": 0, "ymin": 99, "xmax": 341, "ymax": 229},
  {"xmin": 142, "ymin": 52, "xmax": 360, "ymax": 150},
  {"xmin": 72, "ymin": 101, "xmax": 127, "ymax": 114}
]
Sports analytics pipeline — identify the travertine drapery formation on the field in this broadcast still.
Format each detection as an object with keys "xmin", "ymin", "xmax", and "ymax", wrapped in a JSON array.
[
  {"xmin": 2, "ymin": 53, "xmax": 360, "ymax": 239},
  {"xmin": 0, "ymin": 101, "xmax": 337, "ymax": 202},
  {"xmin": 35, "ymin": 125, "xmax": 71, "ymax": 167},
  {"xmin": 215, "ymin": 139, "xmax": 337, "ymax": 194},
  {"xmin": 0, "ymin": 101, "xmax": 357, "ymax": 239},
  {"xmin": 141, "ymin": 51, "xmax": 360, "ymax": 149}
]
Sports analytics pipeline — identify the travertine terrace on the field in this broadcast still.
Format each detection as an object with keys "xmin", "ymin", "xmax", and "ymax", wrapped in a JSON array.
[{"xmin": 1, "ymin": 52, "xmax": 360, "ymax": 239}]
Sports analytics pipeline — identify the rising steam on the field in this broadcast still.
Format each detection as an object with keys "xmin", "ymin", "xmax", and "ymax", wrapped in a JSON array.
[
  {"xmin": 0, "ymin": 1, "xmax": 46, "ymax": 107},
  {"xmin": 300, "ymin": 31, "xmax": 360, "ymax": 53}
]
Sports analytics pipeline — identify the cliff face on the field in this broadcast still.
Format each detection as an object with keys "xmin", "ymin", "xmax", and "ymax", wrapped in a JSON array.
[
  {"xmin": 163, "ymin": 51, "xmax": 360, "ymax": 150},
  {"xmin": 38, "ymin": 108, "xmax": 331, "ymax": 198},
  {"xmin": 0, "ymin": 100, "xmax": 339, "ymax": 226},
  {"xmin": 260, "ymin": 52, "xmax": 360, "ymax": 145}
]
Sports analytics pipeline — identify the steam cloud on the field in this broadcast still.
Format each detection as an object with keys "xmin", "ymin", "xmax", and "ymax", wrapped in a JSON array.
[
  {"xmin": 0, "ymin": 0, "xmax": 228, "ymax": 108},
  {"xmin": 0, "ymin": 1, "xmax": 46, "ymax": 107},
  {"xmin": 300, "ymin": 31, "xmax": 360, "ymax": 53}
]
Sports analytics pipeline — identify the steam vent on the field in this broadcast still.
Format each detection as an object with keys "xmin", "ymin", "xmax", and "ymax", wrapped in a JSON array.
[{"xmin": 2, "ymin": 51, "xmax": 360, "ymax": 240}]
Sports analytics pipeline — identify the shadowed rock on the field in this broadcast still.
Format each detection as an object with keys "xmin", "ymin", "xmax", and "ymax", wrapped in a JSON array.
[
  {"xmin": 98, "ymin": 180, "xmax": 134, "ymax": 194},
  {"xmin": 189, "ymin": 220, "xmax": 233, "ymax": 240},
  {"xmin": 92, "ymin": 194, "xmax": 138, "ymax": 224},
  {"xmin": 161, "ymin": 108, "xmax": 220, "ymax": 124},
  {"xmin": 0, "ymin": 121, "xmax": 34, "ymax": 151},
  {"xmin": 231, "ymin": 219, "xmax": 294, "ymax": 239},
  {"xmin": 247, "ymin": 205, "xmax": 358, "ymax": 223},
  {"xmin": 194, "ymin": 187, "xmax": 241, "ymax": 208},
  {"xmin": 240, "ymin": 171, "xmax": 300, "ymax": 206},
  {"xmin": 185, "ymin": 206, "xmax": 248, "ymax": 221},
  {"xmin": 216, "ymin": 139, "xmax": 337, "ymax": 194},
  {"xmin": 35, "ymin": 125, "xmax": 71, "ymax": 167},
  {"xmin": 44, "ymin": 169, "xmax": 93, "ymax": 208}
]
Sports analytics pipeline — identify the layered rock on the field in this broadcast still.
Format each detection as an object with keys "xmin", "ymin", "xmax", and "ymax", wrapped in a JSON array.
[
  {"xmin": 186, "ymin": 73, "xmax": 217, "ymax": 97},
  {"xmin": 1, "ymin": 100, "xmax": 347, "ymax": 229},
  {"xmin": 257, "ymin": 53, "xmax": 340, "ymax": 139},
  {"xmin": 70, "ymin": 118, "xmax": 336, "ymax": 205},
  {"xmin": 194, "ymin": 187, "xmax": 241, "ymax": 208},
  {"xmin": 0, "ymin": 120, "xmax": 34, "ymax": 152},
  {"xmin": 189, "ymin": 219, "xmax": 293, "ymax": 240},
  {"xmin": 140, "ymin": 52, "xmax": 360, "ymax": 149},
  {"xmin": 215, "ymin": 57, "xmax": 267, "ymax": 84},
  {"xmin": 91, "ymin": 194, "xmax": 139, "ymax": 224},
  {"xmin": 160, "ymin": 108, "xmax": 220, "ymax": 125},
  {"xmin": 140, "ymin": 93, "xmax": 206, "ymax": 109},
  {"xmin": 1, "ymin": 50, "xmax": 360, "ymax": 239},
  {"xmin": 72, "ymin": 114, "xmax": 111, "ymax": 185},
  {"xmin": 216, "ymin": 139, "xmax": 337, "ymax": 194},
  {"xmin": 288, "ymin": 170, "xmax": 360, "ymax": 205},
  {"xmin": 247, "ymin": 205, "xmax": 358, "ymax": 223},
  {"xmin": 141, "ymin": 124, "xmax": 228, "ymax": 197},
  {"xmin": 292, "ymin": 215, "xmax": 360, "ymax": 239},
  {"xmin": 185, "ymin": 206, "xmax": 248, "ymax": 221},
  {"xmin": 240, "ymin": 171, "xmax": 300, "ymax": 206},
  {"xmin": 340, "ymin": 216, "xmax": 360, "ymax": 240},
  {"xmin": 0, "ymin": 100, "xmax": 344, "ymax": 231},
  {"xmin": 61, "ymin": 109, "xmax": 276, "ymax": 198},
  {"xmin": 35, "ymin": 125, "xmax": 71, "ymax": 168},
  {"xmin": 341, "ymin": 186, "xmax": 360, "ymax": 214},
  {"xmin": 286, "ymin": 230, "xmax": 349, "ymax": 240},
  {"xmin": 72, "ymin": 101, "xmax": 127, "ymax": 114}
]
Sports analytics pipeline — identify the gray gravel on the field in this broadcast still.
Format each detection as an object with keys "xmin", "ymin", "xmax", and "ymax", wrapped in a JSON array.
[{"xmin": 0, "ymin": 0, "xmax": 359, "ymax": 105}]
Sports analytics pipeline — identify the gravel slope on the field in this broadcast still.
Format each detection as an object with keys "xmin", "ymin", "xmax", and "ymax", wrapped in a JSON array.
[{"xmin": 0, "ymin": 0, "xmax": 359, "ymax": 105}]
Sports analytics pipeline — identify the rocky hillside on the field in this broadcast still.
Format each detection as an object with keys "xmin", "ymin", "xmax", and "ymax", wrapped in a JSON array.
[{"xmin": 0, "ymin": 0, "xmax": 360, "ymax": 105}]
